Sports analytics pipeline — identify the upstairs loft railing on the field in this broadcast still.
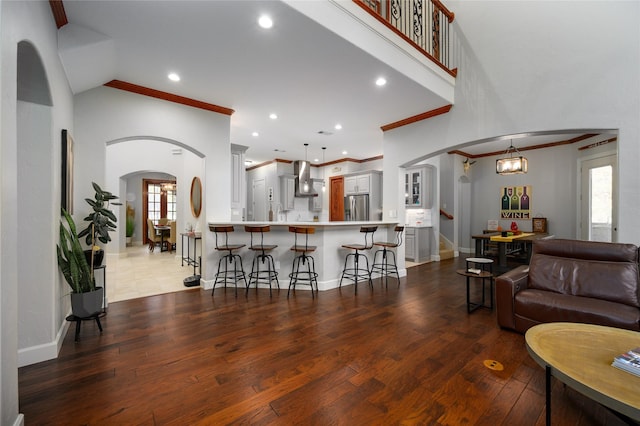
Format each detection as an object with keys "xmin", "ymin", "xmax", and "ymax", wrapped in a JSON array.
[{"xmin": 354, "ymin": 0, "xmax": 456, "ymax": 77}]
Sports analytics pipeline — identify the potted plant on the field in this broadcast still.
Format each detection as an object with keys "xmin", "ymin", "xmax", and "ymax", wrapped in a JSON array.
[
  {"xmin": 57, "ymin": 208, "xmax": 104, "ymax": 317},
  {"xmin": 125, "ymin": 203, "xmax": 135, "ymax": 246},
  {"xmin": 77, "ymin": 182, "xmax": 120, "ymax": 267}
]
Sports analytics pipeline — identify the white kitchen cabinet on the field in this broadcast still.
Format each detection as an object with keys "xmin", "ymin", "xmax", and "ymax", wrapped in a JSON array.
[
  {"xmin": 309, "ymin": 179, "xmax": 324, "ymax": 211},
  {"xmin": 231, "ymin": 144, "xmax": 248, "ymax": 220},
  {"xmin": 280, "ymin": 175, "xmax": 295, "ymax": 211},
  {"xmin": 345, "ymin": 174, "xmax": 371, "ymax": 195},
  {"xmin": 404, "ymin": 166, "xmax": 433, "ymax": 209},
  {"xmin": 405, "ymin": 226, "xmax": 431, "ymax": 262}
]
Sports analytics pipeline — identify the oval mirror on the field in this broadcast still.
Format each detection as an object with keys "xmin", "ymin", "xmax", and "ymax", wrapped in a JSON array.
[{"xmin": 190, "ymin": 177, "xmax": 202, "ymax": 218}]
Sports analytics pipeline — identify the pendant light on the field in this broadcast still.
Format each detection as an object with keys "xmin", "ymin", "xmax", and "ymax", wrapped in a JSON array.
[
  {"xmin": 303, "ymin": 143, "xmax": 310, "ymax": 192},
  {"xmin": 496, "ymin": 140, "xmax": 528, "ymax": 175},
  {"xmin": 322, "ymin": 147, "xmax": 326, "ymax": 192}
]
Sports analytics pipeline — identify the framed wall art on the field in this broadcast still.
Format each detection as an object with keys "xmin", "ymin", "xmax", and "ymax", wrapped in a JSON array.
[
  {"xmin": 61, "ymin": 129, "xmax": 74, "ymax": 214},
  {"xmin": 500, "ymin": 185, "xmax": 531, "ymax": 219}
]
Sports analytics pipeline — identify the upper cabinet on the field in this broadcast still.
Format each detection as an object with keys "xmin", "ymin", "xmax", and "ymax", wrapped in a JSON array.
[
  {"xmin": 345, "ymin": 173, "xmax": 373, "ymax": 195},
  {"xmin": 231, "ymin": 144, "xmax": 248, "ymax": 220},
  {"xmin": 309, "ymin": 179, "xmax": 324, "ymax": 211},
  {"xmin": 280, "ymin": 174, "xmax": 295, "ymax": 211},
  {"xmin": 405, "ymin": 166, "xmax": 432, "ymax": 209}
]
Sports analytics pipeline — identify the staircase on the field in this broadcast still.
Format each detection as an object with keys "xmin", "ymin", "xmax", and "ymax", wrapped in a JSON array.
[{"xmin": 439, "ymin": 235, "xmax": 455, "ymax": 260}]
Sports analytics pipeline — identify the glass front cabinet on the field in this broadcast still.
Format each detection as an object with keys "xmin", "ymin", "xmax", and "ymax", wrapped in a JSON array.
[{"xmin": 405, "ymin": 168, "xmax": 423, "ymax": 207}]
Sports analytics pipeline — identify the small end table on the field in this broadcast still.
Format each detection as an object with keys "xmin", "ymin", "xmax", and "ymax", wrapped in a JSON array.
[{"xmin": 456, "ymin": 257, "xmax": 494, "ymax": 313}]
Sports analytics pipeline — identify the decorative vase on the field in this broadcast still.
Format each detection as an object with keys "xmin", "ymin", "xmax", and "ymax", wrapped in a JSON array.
[{"xmin": 70, "ymin": 287, "xmax": 104, "ymax": 318}]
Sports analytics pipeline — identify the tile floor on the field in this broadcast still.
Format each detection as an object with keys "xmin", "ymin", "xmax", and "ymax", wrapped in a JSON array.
[{"xmin": 106, "ymin": 244, "xmax": 195, "ymax": 303}]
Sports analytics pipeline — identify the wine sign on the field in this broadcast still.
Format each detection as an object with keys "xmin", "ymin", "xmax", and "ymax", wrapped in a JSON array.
[{"xmin": 500, "ymin": 185, "xmax": 531, "ymax": 219}]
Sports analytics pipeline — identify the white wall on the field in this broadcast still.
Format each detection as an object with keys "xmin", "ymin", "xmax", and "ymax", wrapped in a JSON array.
[
  {"xmin": 383, "ymin": 1, "xmax": 640, "ymax": 246},
  {"xmin": 107, "ymin": 140, "xmax": 203, "ymax": 255},
  {"xmin": 74, "ymin": 86, "xmax": 230, "ymax": 282},
  {"xmin": 1, "ymin": 1, "xmax": 75, "ymax": 423}
]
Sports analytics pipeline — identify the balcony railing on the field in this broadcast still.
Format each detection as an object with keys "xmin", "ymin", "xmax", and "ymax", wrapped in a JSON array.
[{"xmin": 354, "ymin": 0, "xmax": 456, "ymax": 77}]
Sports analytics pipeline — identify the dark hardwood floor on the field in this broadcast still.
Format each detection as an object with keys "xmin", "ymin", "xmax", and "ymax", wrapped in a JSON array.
[{"xmin": 19, "ymin": 257, "xmax": 630, "ymax": 425}]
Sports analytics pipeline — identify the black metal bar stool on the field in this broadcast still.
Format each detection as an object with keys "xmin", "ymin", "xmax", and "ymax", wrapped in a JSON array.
[
  {"xmin": 339, "ymin": 226, "xmax": 377, "ymax": 294},
  {"xmin": 245, "ymin": 225, "xmax": 279, "ymax": 296},
  {"xmin": 210, "ymin": 225, "xmax": 247, "ymax": 296},
  {"xmin": 371, "ymin": 226, "xmax": 404, "ymax": 287},
  {"xmin": 288, "ymin": 226, "xmax": 318, "ymax": 298}
]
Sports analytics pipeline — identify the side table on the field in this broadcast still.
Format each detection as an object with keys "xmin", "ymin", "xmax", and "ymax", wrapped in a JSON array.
[{"xmin": 456, "ymin": 257, "xmax": 494, "ymax": 313}]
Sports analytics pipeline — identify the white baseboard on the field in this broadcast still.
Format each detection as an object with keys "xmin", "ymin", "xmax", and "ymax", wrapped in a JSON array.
[{"xmin": 18, "ymin": 314, "xmax": 70, "ymax": 367}]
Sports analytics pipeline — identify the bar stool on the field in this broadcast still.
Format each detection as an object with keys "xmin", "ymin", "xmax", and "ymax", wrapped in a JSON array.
[
  {"xmin": 245, "ymin": 225, "xmax": 279, "ymax": 296},
  {"xmin": 287, "ymin": 226, "xmax": 318, "ymax": 298},
  {"xmin": 210, "ymin": 225, "xmax": 247, "ymax": 296},
  {"xmin": 371, "ymin": 226, "xmax": 404, "ymax": 287},
  {"xmin": 339, "ymin": 226, "xmax": 377, "ymax": 294}
]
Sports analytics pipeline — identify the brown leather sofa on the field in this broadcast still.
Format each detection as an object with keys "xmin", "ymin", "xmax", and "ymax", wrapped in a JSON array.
[{"xmin": 496, "ymin": 238, "xmax": 640, "ymax": 333}]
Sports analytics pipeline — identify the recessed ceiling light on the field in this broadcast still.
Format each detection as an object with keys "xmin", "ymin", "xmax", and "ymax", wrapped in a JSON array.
[
  {"xmin": 252, "ymin": 132, "xmax": 259, "ymax": 137},
  {"xmin": 258, "ymin": 15, "xmax": 273, "ymax": 29},
  {"xmin": 375, "ymin": 77, "xmax": 387, "ymax": 86},
  {"xmin": 168, "ymin": 73, "xmax": 180, "ymax": 82},
  {"xmin": 314, "ymin": 158, "xmax": 319, "ymax": 162},
  {"xmin": 342, "ymin": 150, "xmax": 348, "ymax": 155},
  {"xmin": 269, "ymin": 113, "xmax": 278, "ymax": 120},
  {"xmin": 335, "ymin": 123, "xmax": 342, "ymax": 130}
]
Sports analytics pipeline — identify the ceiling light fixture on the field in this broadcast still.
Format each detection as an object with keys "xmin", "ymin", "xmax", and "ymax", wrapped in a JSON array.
[
  {"xmin": 342, "ymin": 150, "xmax": 348, "ymax": 155},
  {"xmin": 252, "ymin": 132, "xmax": 259, "ymax": 137},
  {"xmin": 303, "ymin": 143, "xmax": 310, "ymax": 192},
  {"xmin": 269, "ymin": 113, "xmax": 278, "ymax": 120},
  {"xmin": 496, "ymin": 140, "xmax": 528, "ymax": 175},
  {"xmin": 375, "ymin": 77, "xmax": 387, "ymax": 86},
  {"xmin": 258, "ymin": 15, "xmax": 273, "ymax": 29},
  {"xmin": 335, "ymin": 124, "xmax": 342, "ymax": 130},
  {"xmin": 322, "ymin": 147, "xmax": 327, "ymax": 192},
  {"xmin": 168, "ymin": 72, "xmax": 180, "ymax": 82}
]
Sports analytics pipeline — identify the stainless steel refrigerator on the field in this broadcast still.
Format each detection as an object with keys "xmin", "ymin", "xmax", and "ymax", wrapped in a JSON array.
[{"xmin": 344, "ymin": 194, "xmax": 370, "ymax": 221}]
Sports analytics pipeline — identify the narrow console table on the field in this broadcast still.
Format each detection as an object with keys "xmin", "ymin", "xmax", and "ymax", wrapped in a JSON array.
[{"xmin": 181, "ymin": 232, "xmax": 201, "ymax": 287}]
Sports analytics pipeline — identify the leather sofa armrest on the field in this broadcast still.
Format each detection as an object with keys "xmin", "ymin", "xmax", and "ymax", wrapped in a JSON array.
[{"xmin": 496, "ymin": 265, "xmax": 530, "ymax": 330}]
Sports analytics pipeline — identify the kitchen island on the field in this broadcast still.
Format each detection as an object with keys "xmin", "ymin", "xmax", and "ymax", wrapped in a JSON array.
[{"xmin": 207, "ymin": 221, "xmax": 402, "ymax": 292}]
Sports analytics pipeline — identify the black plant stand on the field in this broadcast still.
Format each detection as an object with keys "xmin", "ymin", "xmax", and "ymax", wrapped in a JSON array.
[{"xmin": 66, "ymin": 314, "xmax": 103, "ymax": 342}]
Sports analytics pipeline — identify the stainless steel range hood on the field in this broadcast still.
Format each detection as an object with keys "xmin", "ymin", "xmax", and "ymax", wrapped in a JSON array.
[{"xmin": 294, "ymin": 160, "xmax": 318, "ymax": 197}]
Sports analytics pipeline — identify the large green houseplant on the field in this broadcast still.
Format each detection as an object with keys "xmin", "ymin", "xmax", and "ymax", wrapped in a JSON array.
[
  {"xmin": 77, "ymin": 182, "xmax": 120, "ymax": 267},
  {"xmin": 57, "ymin": 208, "xmax": 103, "ymax": 317}
]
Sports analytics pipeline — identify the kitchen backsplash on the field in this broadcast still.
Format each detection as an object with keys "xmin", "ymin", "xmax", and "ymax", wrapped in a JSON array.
[{"xmin": 406, "ymin": 208, "xmax": 432, "ymax": 227}]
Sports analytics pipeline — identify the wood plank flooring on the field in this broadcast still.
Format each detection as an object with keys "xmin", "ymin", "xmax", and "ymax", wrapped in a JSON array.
[{"xmin": 19, "ymin": 257, "xmax": 630, "ymax": 425}]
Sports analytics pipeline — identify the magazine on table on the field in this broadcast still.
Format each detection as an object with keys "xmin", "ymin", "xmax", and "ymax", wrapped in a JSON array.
[{"xmin": 611, "ymin": 347, "xmax": 640, "ymax": 377}]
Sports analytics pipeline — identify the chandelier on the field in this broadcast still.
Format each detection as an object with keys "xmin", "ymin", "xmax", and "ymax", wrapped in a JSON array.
[{"xmin": 496, "ymin": 141, "xmax": 528, "ymax": 175}]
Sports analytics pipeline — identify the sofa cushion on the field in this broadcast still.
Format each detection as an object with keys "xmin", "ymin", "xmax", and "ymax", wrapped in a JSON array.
[
  {"xmin": 515, "ymin": 289, "xmax": 640, "ymax": 331},
  {"xmin": 529, "ymin": 253, "xmax": 640, "ymax": 308}
]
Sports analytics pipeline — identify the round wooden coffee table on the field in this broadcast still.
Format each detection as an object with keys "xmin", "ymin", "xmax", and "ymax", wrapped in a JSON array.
[{"xmin": 526, "ymin": 322, "xmax": 640, "ymax": 424}]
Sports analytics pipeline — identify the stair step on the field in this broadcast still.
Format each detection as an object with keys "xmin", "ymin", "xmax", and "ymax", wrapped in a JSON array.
[{"xmin": 440, "ymin": 249, "xmax": 454, "ymax": 260}]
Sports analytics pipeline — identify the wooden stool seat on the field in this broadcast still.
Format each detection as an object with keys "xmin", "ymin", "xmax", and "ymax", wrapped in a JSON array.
[
  {"xmin": 371, "ymin": 226, "xmax": 404, "ymax": 287},
  {"xmin": 288, "ymin": 226, "xmax": 318, "ymax": 297},
  {"xmin": 245, "ymin": 225, "xmax": 279, "ymax": 296},
  {"xmin": 210, "ymin": 225, "xmax": 247, "ymax": 296},
  {"xmin": 340, "ymin": 226, "xmax": 377, "ymax": 294}
]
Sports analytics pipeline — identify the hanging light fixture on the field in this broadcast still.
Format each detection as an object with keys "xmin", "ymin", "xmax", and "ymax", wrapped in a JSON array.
[
  {"xmin": 496, "ymin": 140, "xmax": 528, "ymax": 175},
  {"xmin": 303, "ymin": 143, "xmax": 310, "ymax": 192},
  {"xmin": 321, "ymin": 147, "xmax": 326, "ymax": 192}
]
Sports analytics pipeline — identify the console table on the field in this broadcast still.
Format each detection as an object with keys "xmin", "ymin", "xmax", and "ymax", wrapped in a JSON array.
[{"xmin": 181, "ymin": 232, "xmax": 201, "ymax": 287}]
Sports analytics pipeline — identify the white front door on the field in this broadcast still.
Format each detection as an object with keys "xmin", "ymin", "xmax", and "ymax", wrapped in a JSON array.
[{"xmin": 580, "ymin": 154, "xmax": 617, "ymax": 242}]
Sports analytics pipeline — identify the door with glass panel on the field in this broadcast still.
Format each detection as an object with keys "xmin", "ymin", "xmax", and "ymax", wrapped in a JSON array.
[
  {"xmin": 580, "ymin": 154, "xmax": 617, "ymax": 242},
  {"xmin": 143, "ymin": 179, "xmax": 177, "ymax": 244}
]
